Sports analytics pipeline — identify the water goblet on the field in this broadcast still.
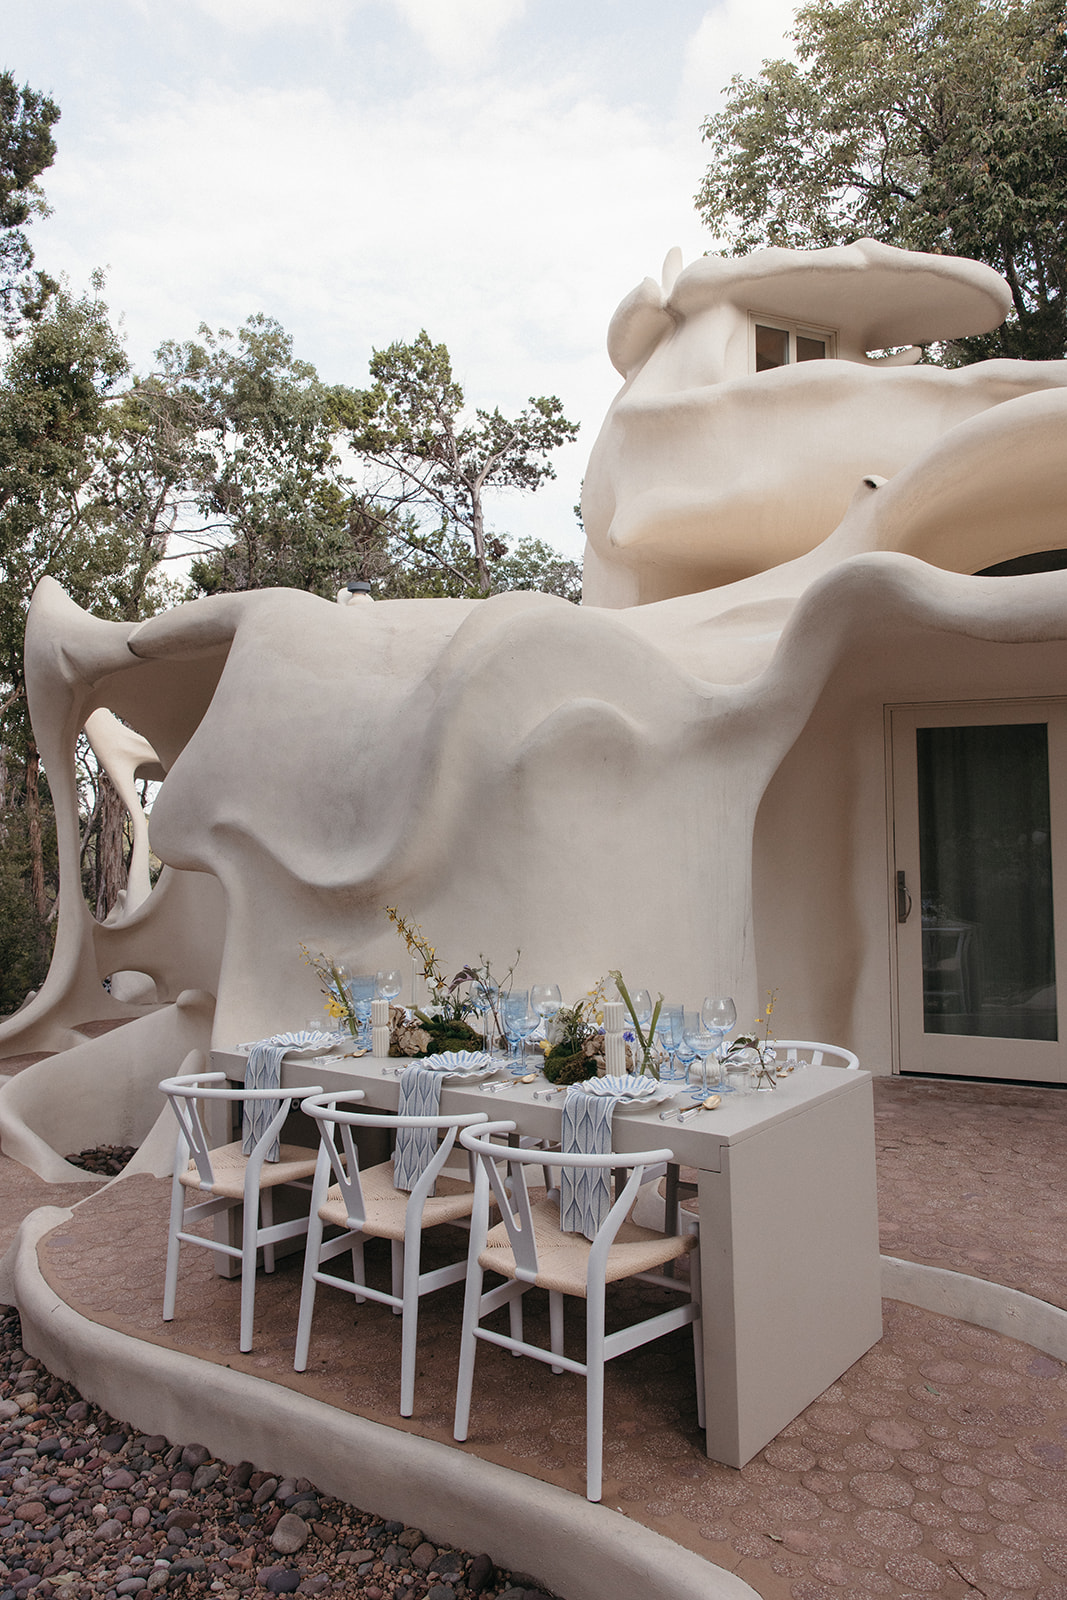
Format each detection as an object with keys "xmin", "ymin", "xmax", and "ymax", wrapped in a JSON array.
[
  {"xmin": 502, "ymin": 990, "xmax": 535, "ymax": 1073},
  {"xmin": 682, "ymin": 1009, "xmax": 722, "ymax": 1098},
  {"xmin": 655, "ymin": 1004, "xmax": 684, "ymax": 1081},
  {"xmin": 348, "ymin": 973, "xmax": 376, "ymax": 1049},
  {"xmin": 673, "ymin": 1033, "xmax": 696, "ymax": 1088}
]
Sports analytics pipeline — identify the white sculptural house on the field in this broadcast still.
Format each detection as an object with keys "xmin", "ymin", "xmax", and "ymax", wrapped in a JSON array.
[{"xmin": 3, "ymin": 237, "xmax": 1067, "ymax": 1177}]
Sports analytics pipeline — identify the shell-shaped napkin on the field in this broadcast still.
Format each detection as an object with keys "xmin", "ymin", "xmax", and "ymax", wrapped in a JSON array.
[
  {"xmin": 579, "ymin": 1074, "xmax": 677, "ymax": 1104},
  {"xmin": 419, "ymin": 1050, "xmax": 496, "ymax": 1076}
]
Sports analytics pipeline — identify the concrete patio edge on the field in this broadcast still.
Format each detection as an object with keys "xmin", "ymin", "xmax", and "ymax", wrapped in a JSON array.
[
  {"xmin": 881, "ymin": 1253, "xmax": 1067, "ymax": 1361},
  {"xmin": 10, "ymin": 1206, "xmax": 760, "ymax": 1600}
]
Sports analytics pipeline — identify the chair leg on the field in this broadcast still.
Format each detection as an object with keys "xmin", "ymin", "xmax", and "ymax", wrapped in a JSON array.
[
  {"xmin": 688, "ymin": 1235, "xmax": 706, "ymax": 1431},
  {"xmin": 398, "ymin": 1231, "xmax": 423, "ymax": 1418},
  {"xmin": 549, "ymin": 1290, "xmax": 565, "ymax": 1375},
  {"xmin": 585, "ymin": 1281, "xmax": 606, "ymax": 1503},
  {"xmin": 508, "ymin": 1285, "xmax": 524, "ymax": 1353},
  {"xmin": 351, "ymin": 1236, "xmax": 367, "ymax": 1302},
  {"xmin": 239, "ymin": 1195, "xmax": 259, "ymax": 1353},
  {"xmin": 162, "ymin": 1172, "xmax": 186, "ymax": 1322},
  {"xmin": 391, "ymin": 1240, "xmax": 404, "ymax": 1314},
  {"xmin": 453, "ymin": 1261, "xmax": 484, "ymax": 1442},
  {"xmin": 293, "ymin": 1207, "xmax": 327, "ymax": 1373},
  {"xmin": 261, "ymin": 1189, "xmax": 275, "ymax": 1274}
]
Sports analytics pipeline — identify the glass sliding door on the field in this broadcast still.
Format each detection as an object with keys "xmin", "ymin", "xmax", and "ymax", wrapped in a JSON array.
[{"xmin": 891, "ymin": 702, "xmax": 1067, "ymax": 1081}]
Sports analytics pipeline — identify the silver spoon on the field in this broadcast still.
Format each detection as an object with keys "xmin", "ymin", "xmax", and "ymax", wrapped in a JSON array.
[{"xmin": 660, "ymin": 1093, "xmax": 721, "ymax": 1122}]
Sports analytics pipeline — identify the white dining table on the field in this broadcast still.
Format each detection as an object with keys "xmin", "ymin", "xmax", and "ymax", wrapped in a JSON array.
[{"xmin": 211, "ymin": 1048, "xmax": 883, "ymax": 1469}]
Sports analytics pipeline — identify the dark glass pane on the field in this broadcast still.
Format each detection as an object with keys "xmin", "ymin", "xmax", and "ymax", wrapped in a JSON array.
[
  {"xmin": 796, "ymin": 335, "xmax": 826, "ymax": 361},
  {"xmin": 917, "ymin": 724, "xmax": 1056, "ymax": 1039},
  {"xmin": 755, "ymin": 325, "xmax": 789, "ymax": 370},
  {"xmin": 977, "ymin": 549, "xmax": 1067, "ymax": 576}
]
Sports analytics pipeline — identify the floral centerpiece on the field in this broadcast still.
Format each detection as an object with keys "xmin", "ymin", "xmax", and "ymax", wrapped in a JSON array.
[
  {"xmin": 384, "ymin": 908, "xmax": 515, "ymax": 1058},
  {"xmin": 300, "ymin": 945, "xmax": 362, "ymax": 1038},
  {"xmin": 542, "ymin": 979, "xmax": 608, "ymax": 1085}
]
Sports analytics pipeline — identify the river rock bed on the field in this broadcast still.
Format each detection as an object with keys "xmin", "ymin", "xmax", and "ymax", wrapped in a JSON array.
[
  {"xmin": 61, "ymin": 1150, "xmax": 136, "ymax": 1179},
  {"xmin": 0, "ymin": 1308, "xmax": 558, "ymax": 1600}
]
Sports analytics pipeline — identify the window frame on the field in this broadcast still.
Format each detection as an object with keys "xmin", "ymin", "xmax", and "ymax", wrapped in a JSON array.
[{"xmin": 749, "ymin": 314, "xmax": 837, "ymax": 372}]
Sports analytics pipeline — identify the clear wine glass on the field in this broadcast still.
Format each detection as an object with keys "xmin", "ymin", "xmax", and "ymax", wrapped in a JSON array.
[
  {"xmin": 630, "ymin": 988, "xmax": 653, "ymax": 1031},
  {"xmin": 701, "ymin": 998, "xmax": 735, "ymax": 1090},
  {"xmin": 702, "ymin": 995, "xmax": 737, "ymax": 1049},
  {"xmin": 375, "ymin": 968, "xmax": 403, "ymax": 1002},
  {"xmin": 502, "ymin": 990, "xmax": 535, "ymax": 1074},
  {"xmin": 530, "ymin": 983, "xmax": 562, "ymax": 1043},
  {"xmin": 683, "ymin": 1009, "xmax": 721, "ymax": 1098},
  {"xmin": 474, "ymin": 980, "xmax": 499, "ymax": 1051},
  {"xmin": 655, "ymin": 1004, "xmax": 684, "ymax": 1081}
]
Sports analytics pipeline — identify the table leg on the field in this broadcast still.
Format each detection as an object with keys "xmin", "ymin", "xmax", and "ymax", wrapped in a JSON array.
[{"xmin": 696, "ymin": 1084, "xmax": 882, "ymax": 1466}]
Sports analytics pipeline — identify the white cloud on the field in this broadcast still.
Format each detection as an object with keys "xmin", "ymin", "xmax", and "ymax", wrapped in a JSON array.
[
  {"xmin": 391, "ymin": 0, "xmax": 526, "ymax": 69},
  {"xmin": 680, "ymin": 0, "xmax": 797, "ymax": 122},
  {"xmin": 184, "ymin": 0, "xmax": 356, "ymax": 31}
]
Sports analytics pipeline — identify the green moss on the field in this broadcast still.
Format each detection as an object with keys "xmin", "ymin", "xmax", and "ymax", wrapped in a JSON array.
[{"xmin": 543, "ymin": 1050, "xmax": 599, "ymax": 1086}]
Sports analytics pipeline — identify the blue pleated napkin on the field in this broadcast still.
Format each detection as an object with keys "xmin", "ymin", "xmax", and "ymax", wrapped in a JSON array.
[
  {"xmin": 392, "ymin": 1051, "xmax": 493, "ymax": 1191},
  {"xmin": 238, "ymin": 1031, "xmax": 334, "ymax": 1160}
]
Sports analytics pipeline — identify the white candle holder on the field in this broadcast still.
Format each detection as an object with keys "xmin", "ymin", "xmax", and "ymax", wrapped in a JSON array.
[{"xmin": 371, "ymin": 997, "xmax": 391, "ymax": 1058}]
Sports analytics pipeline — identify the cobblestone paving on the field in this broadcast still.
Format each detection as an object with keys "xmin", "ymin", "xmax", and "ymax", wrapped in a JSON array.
[
  {"xmin": 874, "ymin": 1077, "xmax": 1067, "ymax": 1308},
  {"xmin": 6, "ymin": 1072, "xmax": 1067, "ymax": 1599}
]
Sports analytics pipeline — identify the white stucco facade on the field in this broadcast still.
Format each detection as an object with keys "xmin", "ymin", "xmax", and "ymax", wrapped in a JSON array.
[{"xmin": 3, "ymin": 238, "xmax": 1067, "ymax": 1167}]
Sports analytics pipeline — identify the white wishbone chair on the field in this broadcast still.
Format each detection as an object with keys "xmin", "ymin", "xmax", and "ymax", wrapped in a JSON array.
[
  {"xmin": 159, "ymin": 1071, "xmax": 325, "ymax": 1353},
  {"xmin": 293, "ymin": 1092, "xmax": 488, "ymax": 1416},
  {"xmin": 453, "ymin": 1119, "xmax": 704, "ymax": 1503}
]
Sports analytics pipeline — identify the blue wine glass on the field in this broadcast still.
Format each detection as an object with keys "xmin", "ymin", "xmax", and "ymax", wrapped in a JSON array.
[
  {"xmin": 655, "ymin": 1004, "xmax": 684, "ymax": 1081},
  {"xmin": 502, "ymin": 990, "xmax": 534, "ymax": 1073},
  {"xmin": 349, "ymin": 974, "xmax": 375, "ymax": 1049},
  {"xmin": 682, "ymin": 1009, "xmax": 721, "ymax": 1098}
]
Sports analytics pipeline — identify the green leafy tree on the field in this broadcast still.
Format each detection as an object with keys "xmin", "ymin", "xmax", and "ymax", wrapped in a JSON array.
[
  {"xmin": 696, "ymin": 0, "xmax": 1067, "ymax": 360},
  {"xmin": 341, "ymin": 330, "xmax": 579, "ymax": 591},
  {"xmin": 155, "ymin": 315, "xmax": 392, "ymax": 599},
  {"xmin": 490, "ymin": 536, "xmax": 582, "ymax": 603},
  {"xmin": 0, "ymin": 278, "xmax": 141, "ymax": 923},
  {"xmin": 0, "ymin": 71, "xmax": 60, "ymax": 329}
]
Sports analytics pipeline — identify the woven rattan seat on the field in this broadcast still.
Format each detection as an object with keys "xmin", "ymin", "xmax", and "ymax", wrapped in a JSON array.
[
  {"xmin": 318, "ymin": 1161, "xmax": 476, "ymax": 1240},
  {"xmin": 479, "ymin": 1195, "xmax": 695, "ymax": 1296}
]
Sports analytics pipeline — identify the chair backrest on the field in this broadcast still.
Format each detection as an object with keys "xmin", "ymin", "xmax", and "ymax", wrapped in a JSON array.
[
  {"xmin": 159, "ymin": 1071, "xmax": 325, "ymax": 1188},
  {"xmin": 774, "ymin": 1040, "xmax": 860, "ymax": 1070},
  {"xmin": 299, "ymin": 1091, "xmax": 487, "ymax": 1225},
  {"xmin": 459, "ymin": 1120, "xmax": 675, "ymax": 1284}
]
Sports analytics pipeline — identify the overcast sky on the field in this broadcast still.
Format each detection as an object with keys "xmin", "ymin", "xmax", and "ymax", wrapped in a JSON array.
[{"xmin": 3, "ymin": 0, "xmax": 798, "ymax": 560}]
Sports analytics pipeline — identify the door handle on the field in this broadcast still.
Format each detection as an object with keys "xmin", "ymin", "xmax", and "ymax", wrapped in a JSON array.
[{"xmin": 896, "ymin": 870, "xmax": 912, "ymax": 924}]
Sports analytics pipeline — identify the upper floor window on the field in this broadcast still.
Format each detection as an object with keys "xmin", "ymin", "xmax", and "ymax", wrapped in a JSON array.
[{"xmin": 752, "ymin": 318, "xmax": 836, "ymax": 371}]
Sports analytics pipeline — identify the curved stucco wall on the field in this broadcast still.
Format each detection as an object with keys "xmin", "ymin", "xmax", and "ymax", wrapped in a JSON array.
[
  {"xmin": 2, "ymin": 243, "xmax": 1067, "ymax": 1168},
  {"xmin": 583, "ymin": 241, "xmax": 1067, "ymax": 605}
]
